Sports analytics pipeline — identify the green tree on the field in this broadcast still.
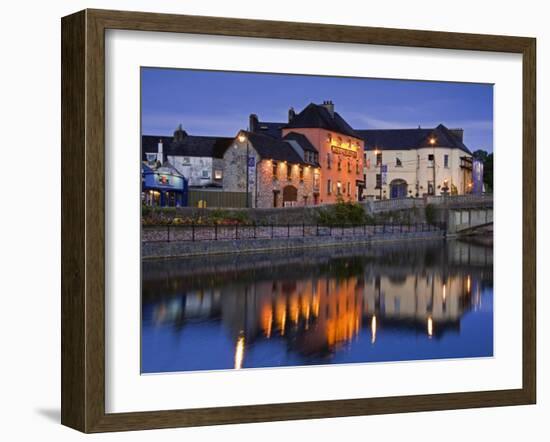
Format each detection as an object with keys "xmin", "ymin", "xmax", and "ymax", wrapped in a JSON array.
[{"xmin": 473, "ymin": 149, "xmax": 493, "ymax": 192}]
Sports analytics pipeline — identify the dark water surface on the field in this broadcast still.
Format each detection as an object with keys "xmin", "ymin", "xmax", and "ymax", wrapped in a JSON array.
[{"xmin": 142, "ymin": 239, "xmax": 493, "ymax": 373}]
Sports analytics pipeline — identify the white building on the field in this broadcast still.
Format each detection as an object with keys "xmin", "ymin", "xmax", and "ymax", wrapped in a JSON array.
[
  {"xmin": 142, "ymin": 125, "xmax": 233, "ymax": 188},
  {"xmin": 357, "ymin": 124, "xmax": 474, "ymax": 199}
]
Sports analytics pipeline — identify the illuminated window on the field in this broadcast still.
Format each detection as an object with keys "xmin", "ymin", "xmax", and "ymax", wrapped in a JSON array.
[
  {"xmin": 214, "ymin": 169, "xmax": 223, "ymax": 180},
  {"xmin": 337, "ymin": 181, "xmax": 342, "ymax": 195},
  {"xmin": 272, "ymin": 161, "xmax": 278, "ymax": 178}
]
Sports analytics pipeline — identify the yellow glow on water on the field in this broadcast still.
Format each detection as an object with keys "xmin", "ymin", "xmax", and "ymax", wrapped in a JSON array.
[
  {"xmin": 427, "ymin": 316, "xmax": 433, "ymax": 338},
  {"xmin": 275, "ymin": 299, "xmax": 286, "ymax": 335},
  {"xmin": 234, "ymin": 335, "xmax": 245, "ymax": 370},
  {"xmin": 467, "ymin": 275, "xmax": 471, "ymax": 293},
  {"xmin": 371, "ymin": 315, "xmax": 377, "ymax": 344},
  {"xmin": 312, "ymin": 294, "xmax": 320, "ymax": 317},
  {"xmin": 442, "ymin": 283, "xmax": 447, "ymax": 301},
  {"xmin": 290, "ymin": 297, "xmax": 299, "ymax": 324},
  {"xmin": 261, "ymin": 305, "xmax": 273, "ymax": 338}
]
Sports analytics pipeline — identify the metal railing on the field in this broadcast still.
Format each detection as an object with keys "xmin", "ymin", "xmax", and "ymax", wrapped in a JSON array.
[{"xmin": 142, "ymin": 222, "xmax": 446, "ymax": 243}]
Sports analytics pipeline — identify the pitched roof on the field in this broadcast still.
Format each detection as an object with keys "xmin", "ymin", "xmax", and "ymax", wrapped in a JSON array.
[
  {"xmin": 285, "ymin": 103, "xmax": 361, "ymax": 139},
  {"xmin": 282, "ymin": 132, "xmax": 317, "ymax": 152},
  {"xmin": 244, "ymin": 131, "xmax": 311, "ymax": 165},
  {"xmin": 141, "ymin": 134, "xmax": 233, "ymax": 159},
  {"xmin": 157, "ymin": 161, "xmax": 183, "ymax": 176},
  {"xmin": 357, "ymin": 124, "xmax": 472, "ymax": 154},
  {"xmin": 253, "ymin": 121, "xmax": 286, "ymax": 139}
]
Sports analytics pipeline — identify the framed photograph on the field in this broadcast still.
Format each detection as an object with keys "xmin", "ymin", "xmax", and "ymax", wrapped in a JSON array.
[{"xmin": 61, "ymin": 9, "xmax": 536, "ymax": 433}]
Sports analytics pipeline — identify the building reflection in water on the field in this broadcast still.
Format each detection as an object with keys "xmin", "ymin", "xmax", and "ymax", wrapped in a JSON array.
[{"xmin": 142, "ymin": 239, "xmax": 493, "ymax": 372}]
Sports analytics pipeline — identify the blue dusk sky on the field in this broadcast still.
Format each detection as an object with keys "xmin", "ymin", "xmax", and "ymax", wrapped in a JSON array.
[{"xmin": 141, "ymin": 68, "xmax": 494, "ymax": 152}]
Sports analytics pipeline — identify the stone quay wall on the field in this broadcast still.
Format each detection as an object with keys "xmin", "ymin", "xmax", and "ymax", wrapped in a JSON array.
[{"xmin": 142, "ymin": 229, "xmax": 445, "ymax": 259}]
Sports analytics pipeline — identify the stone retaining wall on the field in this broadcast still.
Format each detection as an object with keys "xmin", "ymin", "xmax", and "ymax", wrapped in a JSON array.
[{"xmin": 142, "ymin": 230, "xmax": 444, "ymax": 259}]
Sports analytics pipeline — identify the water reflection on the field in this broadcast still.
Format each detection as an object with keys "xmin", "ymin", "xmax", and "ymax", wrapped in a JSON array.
[{"xmin": 142, "ymin": 239, "xmax": 493, "ymax": 373}]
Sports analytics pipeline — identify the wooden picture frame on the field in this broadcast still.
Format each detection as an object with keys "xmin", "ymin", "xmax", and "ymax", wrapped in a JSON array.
[{"xmin": 61, "ymin": 8, "xmax": 536, "ymax": 433}]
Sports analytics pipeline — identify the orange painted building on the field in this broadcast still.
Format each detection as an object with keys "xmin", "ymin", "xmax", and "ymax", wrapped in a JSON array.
[{"xmin": 251, "ymin": 101, "xmax": 365, "ymax": 204}]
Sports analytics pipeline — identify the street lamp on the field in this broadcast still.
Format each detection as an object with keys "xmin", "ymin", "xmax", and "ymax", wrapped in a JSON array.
[
  {"xmin": 237, "ymin": 132, "xmax": 250, "ymax": 208},
  {"xmin": 429, "ymin": 137, "xmax": 437, "ymax": 195},
  {"xmin": 374, "ymin": 148, "xmax": 383, "ymax": 200}
]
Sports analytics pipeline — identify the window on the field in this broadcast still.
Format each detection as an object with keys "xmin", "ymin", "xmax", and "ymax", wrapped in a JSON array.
[
  {"xmin": 327, "ymin": 153, "xmax": 331, "ymax": 169},
  {"xmin": 428, "ymin": 154, "xmax": 435, "ymax": 167},
  {"xmin": 376, "ymin": 152, "xmax": 382, "ymax": 167},
  {"xmin": 314, "ymin": 153, "xmax": 319, "ymax": 163},
  {"xmin": 356, "ymin": 160, "xmax": 360, "ymax": 174},
  {"xmin": 337, "ymin": 158, "xmax": 342, "ymax": 171},
  {"xmin": 272, "ymin": 161, "xmax": 278, "ymax": 178},
  {"xmin": 299, "ymin": 165, "xmax": 304, "ymax": 181},
  {"xmin": 201, "ymin": 169, "xmax": 210, "ymax": 179},
  {"xmin": 376, "ymin": 174, "xmax": 382, "ymax": 189},
  {"xmin": 347, "ymin": 161, "xmax": 351, "ymax": 173},
  {"xmin": 395, "ymin": 153, "xmax": 403, "ymax": 167},
  {"xmin": 214, "ymin": 169, "xmax": 223, "ymax": 180},
  {"xmin": 327, "ymin": 179, "xmax": 332, "ymax": 195},
  {"xmin": 327, "ymin": 133, "xmax": 332, "ymax": 143},
  {"xmin": 313, "ymin": 171, "xmax": 320, "ymax": 191},
  {"xmin": 444, "ymin": 154, "xmax": 449, "ymax": 168},
  {"xmin": 337, "ymin": 181, "xmax": 342, "ymax": 195},
  {"xmin": 287, "ymin": 163, "xmax": 292, "ymax": 181},
  {"xmin": 146, "ymin": 153, "xmax": 157, "ymax": 165},
  {"xmin": 428, "ymin": 181, "xmax": 435, "ymax": 195},
  {"xmin": 347, "ymin": 182, "xmax": 351, "ymax": 195}
]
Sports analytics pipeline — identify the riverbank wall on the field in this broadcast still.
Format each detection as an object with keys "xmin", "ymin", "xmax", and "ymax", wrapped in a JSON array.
[{"xmin": 142, "ymin": 230, "xmax": 445, "ymax": 259}]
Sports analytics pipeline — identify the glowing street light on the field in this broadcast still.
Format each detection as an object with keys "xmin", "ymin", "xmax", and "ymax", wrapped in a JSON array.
[{"xmin": 236, "ymin": 132, "xmax": 251, "ymax": 207}]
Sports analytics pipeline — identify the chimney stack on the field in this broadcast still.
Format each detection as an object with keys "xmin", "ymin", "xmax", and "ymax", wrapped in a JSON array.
[
  {"xmin": 322, "ymin": 100, "xmax": 335, "ymax": 118},
  {"xmin": 249, "ymin": 114, "xmax": 259, "ymax": 133},
  {"xmin": 450, "ymin": 128, "xmax": 464, "ymax": 142},
  {"xmin": 157, "ymin": 139, "xmax": 164, "ymax": 164},
  {"xmin": 288, "ymin": 107, "xmax": 295, "ymax": 122},
  {"xmin": 173, "ymin": 124, "xmax": 187, "ymax": 143}
]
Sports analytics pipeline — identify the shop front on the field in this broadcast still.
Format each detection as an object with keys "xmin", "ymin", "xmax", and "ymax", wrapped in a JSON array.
[{"xmin": 142, "ymin": 163, "xmax": 188, "ymax": 207}]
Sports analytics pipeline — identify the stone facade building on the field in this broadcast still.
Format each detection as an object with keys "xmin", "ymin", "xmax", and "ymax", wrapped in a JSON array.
[
  {"xmin": 223, "ymin": 131, "xmax": 320, "ymax": 208},
  {"xmin": 357, "ymin": 124, "xmax": 478, "ymax": 199},
  {"xmin": 250, "ymin": 101, "xmax": 365, "ymax": 204},
  {"xmin": 142, "ymin": 125, "xmax": 233, "ymax": 188}
]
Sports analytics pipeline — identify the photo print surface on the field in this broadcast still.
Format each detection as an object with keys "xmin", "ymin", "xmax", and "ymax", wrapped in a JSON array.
[{"xmin": 140, "ymin": 68, "xmax": 493, "ymax": 374}]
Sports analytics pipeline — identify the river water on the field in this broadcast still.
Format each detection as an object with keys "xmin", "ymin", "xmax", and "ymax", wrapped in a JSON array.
[{"xmin": 142, "ymin": 239, "xmax": 493, "ymax": 373}]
